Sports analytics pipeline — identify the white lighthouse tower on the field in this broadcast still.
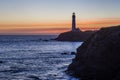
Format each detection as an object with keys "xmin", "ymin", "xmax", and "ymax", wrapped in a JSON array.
[{"xmin": 72, "ymin": 12, "xmax": 76, "ymax": 31}]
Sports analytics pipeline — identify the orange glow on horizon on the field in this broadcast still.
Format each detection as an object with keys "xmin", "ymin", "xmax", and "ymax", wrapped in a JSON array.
[{"xmin": 0, "ymin": 18, "xmax": 120, "ymax": 34}]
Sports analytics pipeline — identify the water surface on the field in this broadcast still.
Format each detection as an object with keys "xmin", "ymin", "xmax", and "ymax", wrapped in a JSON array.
[{"xmin": 0, "ymin": 35, "xmax": 82, "ymax": 80}]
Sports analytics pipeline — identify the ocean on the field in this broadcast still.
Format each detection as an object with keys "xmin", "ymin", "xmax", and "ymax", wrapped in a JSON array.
[{"xmin": 0, "ymin": 35, "xmax": 82, "ymax": 80}]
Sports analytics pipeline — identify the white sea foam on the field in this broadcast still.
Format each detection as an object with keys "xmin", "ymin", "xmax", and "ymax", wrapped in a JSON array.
[{"xmin": 0, "ymin": 35, "xmax": 82, "ymax": 80}]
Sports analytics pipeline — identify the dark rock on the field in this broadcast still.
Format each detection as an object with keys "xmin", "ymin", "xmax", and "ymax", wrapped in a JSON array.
[
  {"xmin": 43, "ymin": 40, "xmax": 49, "ymax": 41},
  {"xmin": 113, "ymin": 71, "xmax": 120, "ymax": 80},
  {"xmin": 71, "ymin": 52, "xmax": 76, "ymax": 55},
  {"xmin": 0, "ymin": 61, "xmax": 3, "ymax": 63},
  {"xmin": 50, "ymin": 38, "xmax": 56, "ymax": 40},
  {"xmin": 67, "ymin": 25, "xmax": 120, "ymax": 80},
  {"xmin": 28, "ymin": 75, "xmax": 40, "ymax": 80},
  {"xmin": 61, "ymin": 52, "xmax": 68, "ymax": 55},
  {"xmin": 9, "ymin": 66, "xmax": 26, "ymax": 73},
  {"xmin": 55, "ymin": 30, "xmax": 95, "ymax": 42},
  {"xmin": 39, "ymin": 38, "xmax": 42, "ymax": 40}
]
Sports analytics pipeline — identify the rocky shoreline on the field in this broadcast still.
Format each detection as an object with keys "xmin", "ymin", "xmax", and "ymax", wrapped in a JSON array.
[
  {"xmin": 67, "ymin": 25, "xmax": 120, "ymax": 80},
  {"xmin": 55, "ymin": 30, "xmax": 94, "ymax": 42}
]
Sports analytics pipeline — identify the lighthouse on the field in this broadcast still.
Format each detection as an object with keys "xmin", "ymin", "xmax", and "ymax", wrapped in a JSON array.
[{"xmin": 72, "ymin": 12, "xmax": 76, "ymax": 31}]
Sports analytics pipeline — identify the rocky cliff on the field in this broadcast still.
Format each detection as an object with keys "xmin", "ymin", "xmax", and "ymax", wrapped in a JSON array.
[
  {"xmin": 67, "ymin": 25, "xmax": 120, "ymax": 80},
  {"xmin": 55, "ymin": 31, "xmax": 94, "ymax": 42}
]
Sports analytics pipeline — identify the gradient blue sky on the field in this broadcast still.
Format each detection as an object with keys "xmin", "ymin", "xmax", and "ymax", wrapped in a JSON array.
[{"xmin": 0, "ymin": 0, "xmax": 120, "ymax": 34}]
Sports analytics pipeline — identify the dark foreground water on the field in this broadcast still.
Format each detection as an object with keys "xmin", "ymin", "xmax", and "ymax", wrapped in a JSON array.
[{"xmin": 0, "ymin": 35, "xmax": 82, "ymax": 80}]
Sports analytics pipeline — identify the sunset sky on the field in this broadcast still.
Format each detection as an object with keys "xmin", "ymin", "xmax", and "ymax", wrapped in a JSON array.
[{"xmin": 0, "ymin": 0, "xmax": 120, "ymax": 35}]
